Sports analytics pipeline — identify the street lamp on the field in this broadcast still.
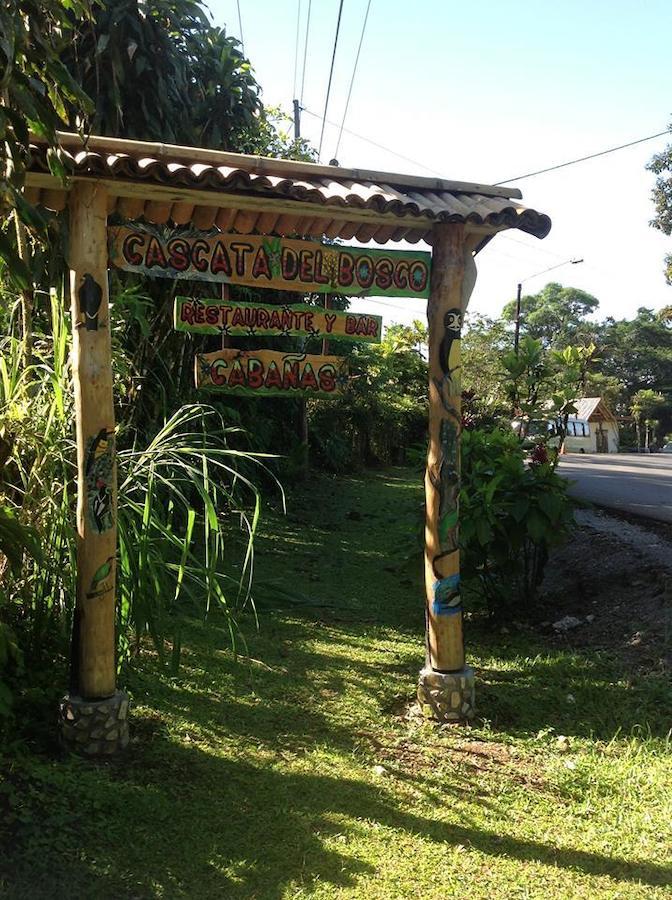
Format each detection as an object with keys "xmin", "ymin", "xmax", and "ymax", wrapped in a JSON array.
[{"xmin": 513, "ymin": 258, "xmax": 584, "ymax": 354}]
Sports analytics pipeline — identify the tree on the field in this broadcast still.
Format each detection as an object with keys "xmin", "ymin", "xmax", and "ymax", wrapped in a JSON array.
[
  {"xmin": 501, "ymin": 281, "xmax": 600, "ymax": 350},
  {"xmin": 597, "ymin": 308, "xmax": 672, "ymax": 420},
  {"xmin": 647, "ymin": 125, "xmax": 672, "ymax": 283},
  {"xmin": 460, "ymin": 313, "xmax": 511, "ymax": 424},
  {"xmin": 631, "ymin": 389, "xmax": 668, "ymax": 450},
  {"xmin": 308, "ymin": 322, "xmax": 429, "ymax": 470},
  {"xmin": 0, "ymin": 0, "xmax": 93, "ymax": 288},
  {"xmin": 502, "ymin": 335, "xmax": 598, "ymax": 459},
  {"xmin": 62, "ymin": 0, "xmax": 263, "ymax": 150}
]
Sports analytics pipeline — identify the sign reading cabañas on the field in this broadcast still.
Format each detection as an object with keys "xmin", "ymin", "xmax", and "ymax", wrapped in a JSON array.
[
  {"xmin": 196, "ymin": 349, "xmax": 348, "ymax": 398},
  {"xmin": 109, "ymin": 226, "xmax": 431, "ymax": 298}
]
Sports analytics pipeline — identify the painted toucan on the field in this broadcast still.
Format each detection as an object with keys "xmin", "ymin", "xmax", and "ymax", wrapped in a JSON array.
[{"xmin": 80, "ymin": 273, "xmax": 102, "ymax": 331}]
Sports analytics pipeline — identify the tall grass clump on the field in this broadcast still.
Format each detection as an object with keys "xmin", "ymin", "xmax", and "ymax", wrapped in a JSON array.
[
  {"xmin": 117, "ymin": 403, "xmax": 278, "ymax": 671},
  {"xmin": 0, "ymin": 283, "xmax": 279, "ymax": 722}
]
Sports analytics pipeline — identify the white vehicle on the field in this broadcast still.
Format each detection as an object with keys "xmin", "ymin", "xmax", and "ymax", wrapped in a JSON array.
[
  {"xmin": 512, "ymin": 416, "xmax": 593, "ymax": 453},
  {"xmin": 662, "ymin": 442, "xmax": 672, "ymax": 454},
  {"xmin": 562, "ymin": 418, "xmax": 592, "ymax": 453},
  {"xmin": 511, "ymin": 418, "xmax": 561, "ymax": 450}
]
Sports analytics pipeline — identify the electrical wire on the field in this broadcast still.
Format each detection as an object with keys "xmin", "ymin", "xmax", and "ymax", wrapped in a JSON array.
[
  {"xmin": 333, "ymin": 0, "xmax": 372, "ymax": 161},
  {"xmin": 495, "ymin": 130, "xmax": 669, "ymax": 184},
  {"xmin": 236, "ymin": 0, "xmax": 244, "ymax": 54},
  {"xmin": 500, "ymin": 234, "xmax": 569, "ymax": 260},
  {"xmin": 318, "ymin": 0, "xmax": 345, "ymax": 161},
  {"xmin": 299, "ymin": 0, "xmax": 312, "ymax": 106},
  {"xmin": 302, "ymin": 106, "xmax": 444, "ymax": 175},
  {"xmin": 304, "ymin": 107, "xmax": 670, "ymax": 188},
  {"xmin": 292, "ymin": 0, "xmax": 302, "ymax": 100}
]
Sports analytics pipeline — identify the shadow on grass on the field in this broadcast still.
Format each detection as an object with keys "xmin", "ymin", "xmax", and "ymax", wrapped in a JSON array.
[
  {"xmin": 4, "ymin": 467, "xmax": 671, "ymax": 897},
  {"xmin": 468, "ymin": 626, "xmax": 672, "ymax": 741},
  {"xmin": 4, "ymin": 735, "xmax": 671, "ymax": 900},
  {"xmin": 252, "ymin": 465, "xmax": 672, "ymax": 743}
]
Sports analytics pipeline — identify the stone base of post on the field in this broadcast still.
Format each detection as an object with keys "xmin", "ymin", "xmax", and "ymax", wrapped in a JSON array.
[
  {"xmin": 59, "ymin": 690, "xmax": 130, "ymax": 756},
  {"xmin": 417, "ymin": 665, "xmax": 475, "ymax": 723}
]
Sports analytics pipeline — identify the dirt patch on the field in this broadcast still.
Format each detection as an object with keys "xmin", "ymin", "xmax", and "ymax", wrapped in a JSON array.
[{"xmin": 537, "ymin": 508, "xmax": 672, "ymax": 672}]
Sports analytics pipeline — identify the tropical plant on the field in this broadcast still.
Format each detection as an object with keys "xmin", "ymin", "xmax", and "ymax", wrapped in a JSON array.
[
  {"xmin": 460, "ymin": 313, "xmax": 511, "ymax": 426},
  {"xmin": 62, "ymin": 0, "xmax": 263, "ymax": 150},
  {"xmin": 0, "ymin": 0, "xmax": 94, "ymax": 282},
  {"xmin": 503, "ymin": 335, "xmax": 598, "ymax": 461},
  {"xmin": 460, "ymin": 428, "xmax": 574, "ymax": 616},
  {"xmin": 0, "ymin": 504, "xmax": 42, "ymax": 720},
  {"xmin": 0, "ymin": 284, "xmax": 278, "ymax": 708},
  {"xmin": 308, "ymin": 321, "xmax": 428, "ymax": 471},
  {"xmin": 116, "ymin": 404, "xmax": 278, "ymax": 670}
]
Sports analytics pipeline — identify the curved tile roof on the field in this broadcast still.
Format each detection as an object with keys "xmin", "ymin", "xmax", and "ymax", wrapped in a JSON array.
[{"xmin": 26, "ymin": 134, "xmax": 551, "ymax": 243}]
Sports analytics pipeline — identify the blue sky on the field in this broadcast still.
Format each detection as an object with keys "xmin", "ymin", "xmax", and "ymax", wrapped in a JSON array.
[{"xmin": 209, "ymin": 0, "xmax": 672, "ymax": 327}]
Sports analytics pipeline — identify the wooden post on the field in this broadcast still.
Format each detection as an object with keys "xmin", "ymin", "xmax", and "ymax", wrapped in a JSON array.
[
  {"xmin": 68, "ymin": 182, "xmax": 117, "ymax": 700},
  {"xmin": 424, "ymin": 223, "xmax": 466, "ymax": 672}
]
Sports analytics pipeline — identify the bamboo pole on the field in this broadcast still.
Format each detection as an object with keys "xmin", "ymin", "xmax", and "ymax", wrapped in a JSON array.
[
  {"xmin": 13, "ymin": 213, "xmax": 34, "ymax": 372},
  {"xmin": 68, "ymin": 182, "xmax": 117, "ymax": 699},
  {"xmin": 424, "ymin": 223, "xmax": 466, "ymax": 672}
]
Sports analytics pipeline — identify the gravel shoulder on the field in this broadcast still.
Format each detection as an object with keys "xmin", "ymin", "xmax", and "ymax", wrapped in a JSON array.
[{"xmin": 538, "ymin": 507, "xmax": 672, "ymax": 673}]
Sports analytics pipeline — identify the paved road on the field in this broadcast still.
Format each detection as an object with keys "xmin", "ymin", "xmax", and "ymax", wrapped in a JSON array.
[{"xmin": 557, "ymin": 453, "xmax": 672, "ymax": 523}]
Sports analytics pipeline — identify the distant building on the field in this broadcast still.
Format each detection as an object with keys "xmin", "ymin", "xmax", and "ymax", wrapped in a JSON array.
[{"xmin": 564, "ymin": 397, "xmax": 619, "ymax": 453}]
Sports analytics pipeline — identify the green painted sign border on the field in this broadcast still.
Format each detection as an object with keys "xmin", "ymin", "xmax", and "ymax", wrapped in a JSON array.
[
  {"xmin": 173, "ymin": 297, "xmax": 382, "ymax": 342},
  {"xmin": 109, "ymin": 226, "xmax": 431, "ymax": 299}
]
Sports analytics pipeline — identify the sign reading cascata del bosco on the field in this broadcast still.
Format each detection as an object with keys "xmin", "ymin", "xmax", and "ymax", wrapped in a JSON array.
[
  {"xmin": 196, "ymin": 349, "xmax": 349, "ymax": 398},
  {"xmin": 174, "ymin": 297, "xmax": 382, "ymax": 342},
  {"xmin": 109, "ymin": 227, "xmax": 431, "ymax": 298}
]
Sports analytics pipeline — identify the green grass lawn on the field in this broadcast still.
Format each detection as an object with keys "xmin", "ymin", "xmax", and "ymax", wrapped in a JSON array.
[{"xmin": 1, "ymin": 468, "xmax": 671, "ymax": 899}]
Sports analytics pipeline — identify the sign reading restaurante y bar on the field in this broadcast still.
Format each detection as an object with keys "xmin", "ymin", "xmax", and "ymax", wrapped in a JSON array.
[
  {"xmin": 174, "ymin": 297, "xmax": 382, "ymax": 342},
  {"xmin": 196, "ymin": 349, "xmax": 349, "ymax": 398},
  {"xmin": 109, "ymin": 226, "xmax": 431, "ymax": 298}
]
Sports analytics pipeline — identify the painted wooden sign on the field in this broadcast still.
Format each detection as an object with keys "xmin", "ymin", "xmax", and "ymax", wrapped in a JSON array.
[
  {"xmin": 174, "ymin": 296, "xmax": 382, "ymax": 342},
  {"xmin": 196, "ymin": 349, "xmax": 349, "ymax": 397},
  {"xmin": 109, "ymin": 226, "xmax": 431, "ymax": 298}
]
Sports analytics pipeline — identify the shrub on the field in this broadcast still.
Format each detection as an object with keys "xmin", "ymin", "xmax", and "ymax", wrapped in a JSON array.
[{"xmin": 460, "ymin": 428, "xmax": 574, "ymax": 617}]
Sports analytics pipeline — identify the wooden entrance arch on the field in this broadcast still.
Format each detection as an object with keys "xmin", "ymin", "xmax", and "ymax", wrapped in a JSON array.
[{"xmin": 26, "ymin": 134, "xmax": 551, "ymax": 733}]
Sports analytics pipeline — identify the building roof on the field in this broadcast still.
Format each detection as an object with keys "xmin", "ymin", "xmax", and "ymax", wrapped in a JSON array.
[
  {"xmin": 25, "ymin": 133, "xmax": 551, "ymax": 246},
  {"xmin": 572, "ymin": 398, "xmax": 617, "ymax": 422}
]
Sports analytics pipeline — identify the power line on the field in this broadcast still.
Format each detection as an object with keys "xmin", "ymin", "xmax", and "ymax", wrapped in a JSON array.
[
  {"xmin": 299, "ymin": 0, "xmax": 312, "ymax": 105},
  {"xmin": 318, "ymin": 0, "xmax": 345, "ymax": 161},
  {"xmin": 292, "ymin": 0, "xmax": 302, "ymax": 101},
  {"xmin": 303, "ymin": 107, "xmax": 669, "ymax": 188},
  {"xmin": 333, "ymin": 0, "xmax": 372, "ymax": 162},
  {"xmin": 495, "ymin": 129, "xmax": 669, "ymax": 184},
  {"xmin": 500, "ymin": 234, "xmax": 569, "ymax": 260},
  {"xmin": 302, "ymin": 106, "xmax": 444, "ymax": 175},
  {"xmin": 236, "ymin": 0, "xmax": 244, "ymax": 54}
]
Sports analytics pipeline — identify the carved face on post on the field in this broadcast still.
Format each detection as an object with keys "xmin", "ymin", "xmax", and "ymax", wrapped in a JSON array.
[
  {"xmin": 78, "ymin": 273, "xmax": 103, "ymax": 331},
  {"xmin": 438, "ymin": 307, "xmax": 462, "ymax": 396}
]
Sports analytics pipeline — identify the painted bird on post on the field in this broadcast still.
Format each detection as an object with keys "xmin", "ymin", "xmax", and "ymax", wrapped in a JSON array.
[{"xmin": 79, "ymin": 273, "xmax": 102, "ymax": 331}]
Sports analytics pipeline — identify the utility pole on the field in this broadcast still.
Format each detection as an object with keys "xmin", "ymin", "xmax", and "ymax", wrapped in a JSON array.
[
  {"xmin": 513, "ymin": 282, "xmax": 522, "ymax": 355},
  {"xmin": 292, "ymin": 95, "xmax": 309, "ymax": 475},
  {"xmin": 293, "ymin": 99, "xmax": 301, "ymax": 141},
  {"xmin": 514, "ymin": 258, "xmax": 583, "ymax": 356}
]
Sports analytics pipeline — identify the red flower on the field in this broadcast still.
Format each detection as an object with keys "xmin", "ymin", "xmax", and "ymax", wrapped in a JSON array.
[{"xmin": 529, "ymin": 443, "xmax": 549, "ymax": 466}]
